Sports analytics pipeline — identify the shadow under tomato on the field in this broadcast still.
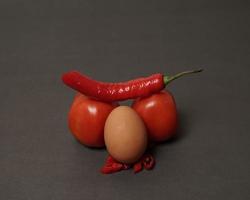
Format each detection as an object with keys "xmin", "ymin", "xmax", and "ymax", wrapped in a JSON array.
[
  {"xmin": 146, "ymin": 109, "xmax": 191, "ymax": 158},
  {"xmin": 162, "ymin": 108, "xmax": 190, "ymax": 145}
]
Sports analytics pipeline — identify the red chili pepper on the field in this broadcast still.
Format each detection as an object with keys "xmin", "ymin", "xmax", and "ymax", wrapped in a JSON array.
[
  {"xmin": 101, "ymin": 154, "xmax": 155, "ymax": 174},
  {"xmin": 133, "ymin": 162, "xmax": 143, "ymax": 173},
  {"xmin": 105, "ymin": 155, "xmax": 117, "ymax": 165},
  {"xmin": 101, "ymin": 165, "xmax": 122, "ymax": 174},
  {"xmin": 62, "ymin": 69, "xmax": 203, "ymax": 102},
  {"xmin": 142, "ymin": 154, "xmax": 155, "ymax": 170},
  {"xmin": 101, "ymin": 155, "xmax": 131, "ymax": 174}
]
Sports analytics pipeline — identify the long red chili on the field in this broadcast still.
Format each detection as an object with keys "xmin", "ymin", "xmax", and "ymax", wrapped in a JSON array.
[{"xmin": 62, "ymin": 69, "xmax": 202, "ymax": 102}]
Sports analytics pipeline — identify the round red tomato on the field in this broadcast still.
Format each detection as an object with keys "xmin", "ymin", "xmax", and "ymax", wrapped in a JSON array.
[
  {"xmin": 68, "ymin": 93, "xmax": 117, "ymax": 147},
  {"xmin": 132, "ymin": 90, "xmax": 178, "ymax": 142}
]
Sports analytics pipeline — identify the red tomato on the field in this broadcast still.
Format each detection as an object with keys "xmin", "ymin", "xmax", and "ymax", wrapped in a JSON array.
[
  {"xmin": 68, "ymin": 93, "xmax": 117, "ymax": 147},
  {"xmin": 132, "ymin": 90, "xmax": 178, "ymax": 142}
]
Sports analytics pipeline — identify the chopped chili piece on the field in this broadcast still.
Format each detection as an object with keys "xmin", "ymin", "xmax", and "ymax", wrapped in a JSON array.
[
  {"xmin": 133, "ymin": 162, "xmax": 143, "ymax": 173},
  {"xmin": 101, "ymin": 154, "xmax": 155, "ymax": 174},
  {"xmin": 142, "ymin": 154, "xmax": 155, "ymax": 170}
]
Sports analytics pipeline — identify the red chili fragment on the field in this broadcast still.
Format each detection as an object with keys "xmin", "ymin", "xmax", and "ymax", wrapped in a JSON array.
[
  {"xmin": 105, "ymin": 155, "xmax": 117, "ymax": 165},
  {"xmin": 62, "ymin": 69, "xmax": 203, "ymax": 102},
  {"xmin": 142, "ymin": 154, "xmax": 155, "ymax": 170},
  {"xmin": 101, "ymin": 155, "xmax": 130, "ymax": 174},
  {"xmin": 101, "ymin": 154, "xmax": 155, "ymax": 174},
  {"xmin": 133, "ymin": 162, "xmax": 143, "ymax": 173}
]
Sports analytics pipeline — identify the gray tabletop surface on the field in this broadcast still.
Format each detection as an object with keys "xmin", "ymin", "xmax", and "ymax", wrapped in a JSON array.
[{"xmin": 1, "ymin": 0, "xmax": 250, "ymax": 199}]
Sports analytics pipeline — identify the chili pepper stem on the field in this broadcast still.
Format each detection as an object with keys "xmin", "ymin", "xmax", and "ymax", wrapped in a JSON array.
[{"xmin": 164, "ymin": 68, "xmax": 203, "ymax": 86}]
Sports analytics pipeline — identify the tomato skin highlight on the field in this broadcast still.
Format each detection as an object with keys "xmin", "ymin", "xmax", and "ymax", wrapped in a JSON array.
[
  {"xmin": 68, "ymin": 93, "xmax": 117, "ymax": 148},
  {"xmin": 132, "ymin": 90, "xmax": 178, "ymax": 142}
]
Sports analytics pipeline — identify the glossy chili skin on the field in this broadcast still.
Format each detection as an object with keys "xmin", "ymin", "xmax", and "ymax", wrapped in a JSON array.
[{"xmin": 62, "ymin": 71, "xmax": 164, "ymax": 102}]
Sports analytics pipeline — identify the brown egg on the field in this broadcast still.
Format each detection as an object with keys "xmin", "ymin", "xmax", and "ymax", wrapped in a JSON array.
[{"xmin": 104, "ymin": 106, "xmax": 148, "ymax": 164}]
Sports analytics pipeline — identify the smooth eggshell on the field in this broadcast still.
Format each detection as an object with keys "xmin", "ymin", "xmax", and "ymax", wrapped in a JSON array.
[{"xmin": 104, "ymin": 106, "xmax": 148, "ymax": 164}]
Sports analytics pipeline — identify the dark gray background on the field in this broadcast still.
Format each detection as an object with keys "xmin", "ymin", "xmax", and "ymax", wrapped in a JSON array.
[{"xmin": 0, "ymin": 0, "xmax": 250, "ymax": 199}]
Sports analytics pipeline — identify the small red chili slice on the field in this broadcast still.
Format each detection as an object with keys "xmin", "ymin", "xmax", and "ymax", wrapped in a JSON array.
[
  {"xmin": 142, "ymin": 154, "xmax": 155, "ymax": 170},
  {"xmin": 101, "ymin": 154, "xmax": 156, "ymax": 174},
  {"xmin": 101, "ymin": 162, "xmax": 123, "ymax": 174},
  {"xmin": 105, "ymin": 155, "xmax": 116, "ymax": 165},
  {"xmin": 133, "ymin": 162, "xmax": 143, "ymax": 173},
  {"xmin": 101, "ymin": 165, "xmax": 123, "ymax": 174},
  {"xmin": 101, "ymin": 155, "xmax": 131, "ymax": 174}
]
